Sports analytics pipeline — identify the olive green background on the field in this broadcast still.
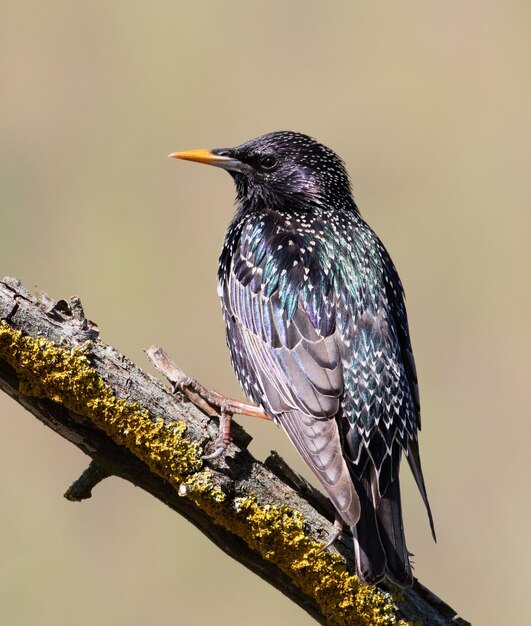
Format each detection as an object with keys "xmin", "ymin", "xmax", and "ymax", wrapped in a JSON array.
[{"xmin": 1, "ymin": 2, "xmax": 530, "ymax": 625}]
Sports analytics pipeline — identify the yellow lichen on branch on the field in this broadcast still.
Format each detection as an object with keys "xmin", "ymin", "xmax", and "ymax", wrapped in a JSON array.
[
  {"xmin": 216, "ymin": 495, "xmax": 406, "ymax": 626},
  {"xmin": 0, "ymin": 320, "xmax": 203, "ymax": 480},
  {"xmin": 0, "ymin": 319, "xmax": 409, "ymax": 626}
]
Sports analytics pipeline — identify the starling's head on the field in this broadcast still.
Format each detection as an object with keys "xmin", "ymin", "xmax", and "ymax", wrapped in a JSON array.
[{"xmin": 170, "ymin": 131, "xmax": 353, "ymax": 211}]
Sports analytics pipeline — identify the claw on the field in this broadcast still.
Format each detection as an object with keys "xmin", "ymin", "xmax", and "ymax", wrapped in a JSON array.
[
  {"xmin": 201, "ymin": 443, "xmax": 228, "ymax": 460},
  {"xmin": 201, "ymin": 410, "xmax": 232, "ymax": 461},
  {"xmin": 319, "ymin": 516, "xmax": 344, "ymax": 552},
  {"xmin": 173, "ymin": 375, "xmax": 193, "ymax": 392}
]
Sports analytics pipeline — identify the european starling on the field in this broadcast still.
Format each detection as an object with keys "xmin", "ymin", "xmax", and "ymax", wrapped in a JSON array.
[{"xmin": 170, "ymin": 131, "xmax": 435, "ymax": 587}]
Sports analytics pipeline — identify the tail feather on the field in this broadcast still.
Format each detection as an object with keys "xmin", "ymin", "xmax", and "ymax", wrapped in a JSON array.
[
  {"xmin": 352, "ymin": 461, "xmax": 413, "ymax": 587},
  {"xmin": 374, "ymin": 474, "xmax": 413, "ymax": 586},
  {"xmin": 406, "ymin": 438, "xmax": 436, "ymax": 542},
  {"xmin": 352, "ymin": 469, "xmax": 386, "ymax": 584}
]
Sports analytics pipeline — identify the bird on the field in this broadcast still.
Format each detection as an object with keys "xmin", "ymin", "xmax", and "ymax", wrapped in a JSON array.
[{"xmin": 170, "ymin": 131, "xmax": 435, "ymax": 587}]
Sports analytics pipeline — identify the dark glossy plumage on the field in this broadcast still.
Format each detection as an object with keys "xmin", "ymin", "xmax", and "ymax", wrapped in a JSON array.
[{"xmin": 190, "ymin": 131, "xmax": 434, "ymax": 586}]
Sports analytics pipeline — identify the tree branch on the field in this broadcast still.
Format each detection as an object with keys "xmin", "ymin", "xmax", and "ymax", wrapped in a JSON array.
[{"xmin": 0, "ymin": 277, "xmax": 469, "ymax": 626}]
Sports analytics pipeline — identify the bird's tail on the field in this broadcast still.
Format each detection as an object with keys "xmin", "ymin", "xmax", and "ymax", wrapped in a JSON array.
[{"xmin": 351, "ymin": 462, "xmax": 413, "ymax": 587}]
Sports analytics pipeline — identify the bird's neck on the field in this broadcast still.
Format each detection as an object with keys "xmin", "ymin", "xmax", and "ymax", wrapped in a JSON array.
[{"xmin": 234, "ymin": 191, "xmax": 359, "ymax": 221}]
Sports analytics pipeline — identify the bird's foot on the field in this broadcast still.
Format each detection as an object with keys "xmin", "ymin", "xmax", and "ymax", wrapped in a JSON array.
[
  {"xmin": 145, "ymin": 346, "xmax": 271, "ymax": 460},
  {"xmin": 176, "ymin": 375, "xmax": 270, "ymax": 422},
  {"xmin": 201, "ymin": 405, "xmax": 233, "ymax": 460},
  {"xmin": 319, "ymin": 516, "xmax": 344, "ymax": 552},
  {"xmin": 176, "ymin": 380, "xmax": 271, "ymax": 460}
]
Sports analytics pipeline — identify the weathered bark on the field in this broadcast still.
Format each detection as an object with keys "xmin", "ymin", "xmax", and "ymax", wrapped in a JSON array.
[{"xmin": 0, "ymin": 277, "xmax": 469, "ymax": 626}]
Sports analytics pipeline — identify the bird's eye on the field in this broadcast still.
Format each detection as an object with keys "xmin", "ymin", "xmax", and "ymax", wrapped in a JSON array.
[{"xmin": 260, "ymin": 155, "xmax": 278, "ymax": 172}]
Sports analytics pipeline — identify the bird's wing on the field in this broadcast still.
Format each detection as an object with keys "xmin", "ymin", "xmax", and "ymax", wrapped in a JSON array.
[
  {"xmin": 222, "ymin": 217, "xmax": 361, "ymax": 526},
  {"xmin": 333, "ymin": 233, "xmax": 435, "ymax": 582},
  {"xmin": 378, "ymin": 243, "xmax": 436, "ymax": 540}
]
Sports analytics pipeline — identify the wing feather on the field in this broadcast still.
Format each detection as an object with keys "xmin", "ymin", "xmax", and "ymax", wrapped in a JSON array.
[
  {"xmin": 222, "ymin": 218, "xmax": 361, "ymax": 525},
  {"xmin": 221, "ymin": 211, "xmax": 432, "ymax": 536}
]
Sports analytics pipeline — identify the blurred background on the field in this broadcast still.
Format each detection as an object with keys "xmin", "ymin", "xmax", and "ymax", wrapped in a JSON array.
[{"xmin": 1, "ymin": 2, "xmax": 530, "ymax": 624}]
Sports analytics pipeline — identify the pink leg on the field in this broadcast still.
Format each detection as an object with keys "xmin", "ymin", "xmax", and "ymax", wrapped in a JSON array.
[
  {"xmin": 183, "ymin": 377, "xmax": 271, "ymax": 420},
  {"xmin": 145, "ymin": 346, "xmax": 272, "ymax": 460}
]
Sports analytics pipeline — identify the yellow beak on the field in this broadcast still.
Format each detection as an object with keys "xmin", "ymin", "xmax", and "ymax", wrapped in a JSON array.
[
  {"xmin": 168, "ymin": 148, "xmax": 243, "ymax": 173},
  {"xmin": 169, "ymin": 149, "xmax": 222, "ymax": 164}
]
